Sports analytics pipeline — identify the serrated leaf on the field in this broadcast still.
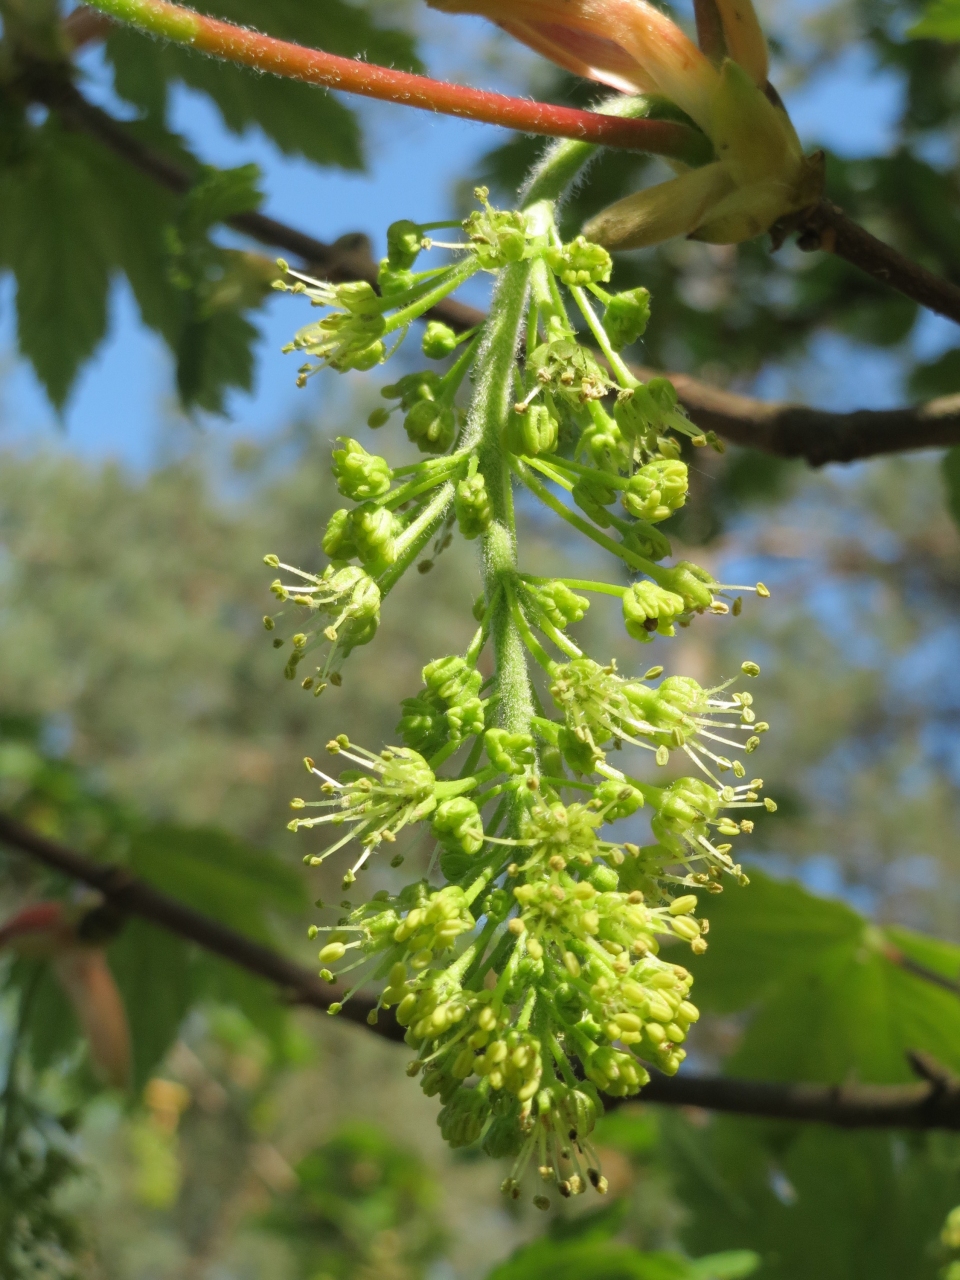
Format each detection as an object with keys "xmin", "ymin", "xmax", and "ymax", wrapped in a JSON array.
[
  {"xmin": 180, "ymin": 164, "xmax": 264, "ymax": 236},
  {"xmin": 105, "ymin": 0, "xmax": 422, "ymax": 169},
  {"xmin": 686, "ymin": 871, "xmax": 960, "ymax": 1083},
  {"xmin": 0, "ymin": 118, "xmax": 185, "ymax": 408}
]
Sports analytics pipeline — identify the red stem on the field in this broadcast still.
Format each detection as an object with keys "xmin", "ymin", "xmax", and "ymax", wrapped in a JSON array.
[{"xmin": 87, "ymin": 0, "xmax": 708, "ymax": 162}]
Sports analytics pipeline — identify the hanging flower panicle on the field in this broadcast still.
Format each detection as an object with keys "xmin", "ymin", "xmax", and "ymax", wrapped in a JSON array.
[{"xmin": 264, "ymin": 189, "xmax": 777, "ymax": 1205}]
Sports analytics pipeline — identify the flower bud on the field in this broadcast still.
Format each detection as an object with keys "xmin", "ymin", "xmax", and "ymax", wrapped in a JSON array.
[
  {"xmin": 572, "ymin": 472, "xmax": 618, "ymax": 527},
  {"xmin": 654, "ymin": 561, "xmax": 716, "ymax": 612},
  {"xmin": 318, "ymin": 941, "xmax": 347, "ymax": 964},
  {"xmin": 382, "ymin": 369, "xmax": 443, "ymax": 410},
  {"xmin": 602, "ymin": 287, "xmax": 651, "ymax": 351},
  {"xmin": 386, "ymin": 218, "xmax": 422, "ymax": 270},
  {"xmin": 504, "ymin": 403, "xmax": 558, "ymax": 457},
  {"xmin": 526, "ymin": 581, "xmax": 589, "ymax": 628},
  {"xmin": 350, "ymin": 503, "xmax": 400, "ymax": 568},
  {"xmin": 404, "ymin": 399, "xmax": 457, "ymax": 454},
  {"xmin": 621, "ymin": 460, "xmax": 688, "ymax": 523},
  {"xmin": 620, "ymin": 520, "xmax": 672, "ymax": 563},
  {"xmin": 331, "ymin": 437, "xmax": 392, "ymax": 501},
  {"xmin": 485, "ymin": 728, "xmax": 536, "ymax": 774},
  {"xmin": 422, "ymin": 320, "xmax": 460, "ymax": 359},
  {"xmin": 594, "ymin": 779, "xmax": 645, "ymax": 820},
  {"xmin": 455, "ymin": 473, "xmax": 492, "ymax": 538},
  {"xmin": 322, "ymin": 508, "xmax": 359, "ymax": 560},
  {"xmin": 432, "ymin": 796, "xmax": 485, "ymax": 855}
]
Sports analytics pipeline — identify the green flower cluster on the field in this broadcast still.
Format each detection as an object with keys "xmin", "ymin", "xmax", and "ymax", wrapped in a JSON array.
[{"xmin": 264, "ymin": 191, "xmax": 776, "ymax": 1206}]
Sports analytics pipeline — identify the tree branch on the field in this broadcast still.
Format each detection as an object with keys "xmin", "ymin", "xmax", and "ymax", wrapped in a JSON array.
[
  {"xmin": 22, "ymin": 81, "xmax": 960, "ymax": 464},
  {"xmin": 792, "ymin": 200, "xmax": 960, "ymax": 332},
  {"xmin": 649, "ymin": 370, "xmax": 960, "ymax": 466},
  {"xmin": 4, "ymin": 810, "xmax": 960, "ymax": 1131}
]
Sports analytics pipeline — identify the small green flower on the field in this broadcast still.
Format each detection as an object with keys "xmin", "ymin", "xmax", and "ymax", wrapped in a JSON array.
[
  {"xmin": 463, "ymin": 187, "xmax": 529, "ymax": 269},
  {"xmin": 544, "ymin": 235, "xmax": 612, "ymax": 287},
  {"xmin": 292, "ymin": 740, "xmax": 438, "ymax": 874},
  {"xmin": 264, "ymin": 560, "xmax": 381, "ymax": 686},
  {"xmin": 622, "ymin": 581, "xmax": 686, "ymax": 641}
]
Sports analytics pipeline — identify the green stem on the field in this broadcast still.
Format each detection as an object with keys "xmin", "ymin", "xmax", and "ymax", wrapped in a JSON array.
[
  {"xmin": 567, "ymin": 283, "xmax": 637, "ymax": 387},
  {"xmin": 521, "ymin": 575, "xmax": 628, "ymax": 599},
  {"xmin": 379, "ymin": 483, "xmax": 455, "ymax": 591},
  {"xmin": 512, "ymin": 459, "xmax": 660, "ymax": 579}
]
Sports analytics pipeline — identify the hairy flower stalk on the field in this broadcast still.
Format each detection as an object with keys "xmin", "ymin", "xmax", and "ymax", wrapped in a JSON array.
[{"xmin": 261, "ymin": 150, "xmax": 775, "ymax": 1205}]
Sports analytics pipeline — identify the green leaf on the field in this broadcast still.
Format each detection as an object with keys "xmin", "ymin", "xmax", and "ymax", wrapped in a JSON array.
[
  {"xmin": 0, "ymin": 118, "xmax": 184, "ymax": 408},
  {"xmin": 909, "ymin": 0, "xmax": 960, "ymax": 41},
  {"xmin": 942, "ymin": 447, "xmax": 960, "ymax": 531},
  {"xmin": 127, "ymin": 825, "xmax": 306, "ymax": 937},
  {"xmin": 105, "ymin": 0, "xmax": 422, "ymax": 169},
  {"xmin": 487, "ymin": 1238, "xmax": 692, "ymax": 1280},
  {"xmin": 686, "ymin": 870, "xmax": 960, "ymax": 1083},
  {"xmin": 663, "ymin": 1114, "xmax": 960, "ymax": 1280},
  {"xmin": 108, "ymin": 920, "xmax": 192, "ymax": 1090}
]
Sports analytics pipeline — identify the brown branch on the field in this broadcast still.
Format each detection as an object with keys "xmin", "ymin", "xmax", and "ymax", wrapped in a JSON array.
[
  {"xmin": 627, "ymin": 1067, "xmax": 960, "ymax": 1129},
  {"xmin": 4, "ymin": 810, "xmax": 960, "ymax": 1131},
  {"xmin": 652, "ymin": 371, "xmax": 960, "ymax": 466},
  {"xmin": 794, "ymin": 201, "xmax": 960, "ymax": 331},
  {"xmin": 18, "ymin": 80, "xmax": 960, "ymax": 463}
]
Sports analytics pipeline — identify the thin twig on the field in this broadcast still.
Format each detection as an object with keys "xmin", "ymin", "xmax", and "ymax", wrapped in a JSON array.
[
  {"xmin": 792, "ymin": 200, "xmax": 960, "ymax": 330},
  {"xmin": 4, "ymin": 811, "xmax": 960, "ymax": 1131}
]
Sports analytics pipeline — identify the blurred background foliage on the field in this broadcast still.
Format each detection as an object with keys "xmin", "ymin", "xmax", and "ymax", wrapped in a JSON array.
[{"xmin": 3, "ymin": 0, "xmax": 960, "ymax": 1274}]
